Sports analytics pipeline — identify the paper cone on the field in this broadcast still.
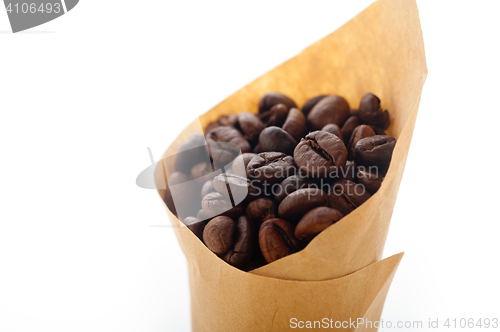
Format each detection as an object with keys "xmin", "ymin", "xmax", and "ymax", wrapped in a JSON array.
[{"xmin": 157, "ymin": 0, "xmax": 426, "ymax": 329}]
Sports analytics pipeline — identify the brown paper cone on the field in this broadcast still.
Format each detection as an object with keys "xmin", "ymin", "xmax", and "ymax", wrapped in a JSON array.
[{"xmin": 157, "ymin": 0, "xmax": 426, "ymax": 329}]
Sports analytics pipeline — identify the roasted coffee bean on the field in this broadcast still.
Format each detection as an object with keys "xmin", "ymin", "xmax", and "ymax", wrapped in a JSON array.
[
  {"xmin": 341, "ymin": 115, "xmax": 361, "ymax": 143},
  {"xmin": 246, "ymin": 198, "xmax": 277, "ymax": 225},
  {"xmin": 354, "ymin": 135, "xmax": 396, "ymax": 171},
  {"xmin": 191, "ymin": 162, "xmax": 215, "ymax": 184},
  {"xmin": 259, "ymin": 218, "xmax": 300, "ymax": 263},
  {"xmin": 294, "ymin": 131, "xmax": 348, "ymax": 178},
  {"xmin": 201, "ymin": 180, "xmax": 216, "ymax": 198},
  {"xmin": 174, "ymin": 133, "xmax": 210, "ymax": 174},
  {"xmin": 230, "ymin": 153, "xmax": 256, "ymax": 178},
  {"xmin": 213, "ymin": 173, "xmax": 259, "ymax": 204},
  {"xmin": 197, "ymin": 209, "xmax": 210, "ymax": 221},
  {"xmin": 258, "ymin": 103, "xmax": 289, "ymax": 127},
  {"xmin": 339, "ymin": 160, "xmax": 357, "ymax": 182},
  {"xmin": 221, "ymin": 215, "xmax": 255, "ymax": 268},
  {"xmin": 283, "ymin": 108, "xmax": 307, "ymax": 142},
  {"xmin": 202, "ymin": 192, "xmax": 234, "ymax": 218},
  {"xmin": 203, "ymin": 216, "xmax": 235, "ymax": 255},
  {"xmin": 357, "ymin": 168, "xmax": 385, "ymax": 194},
  {"xmin": 347, "ymin": 125, "xmax": 376, "ymax": 160},
  {"xmin": 206, "ymin": 126, "xmax": 251, "ymax": 168},
  {"xmin": 259, "ymin": 126, "xmax": 297, "ymax": 155},
  {"xmin": 358, "ymin": 93, "xmax": 390, "ymax": 130},
  {"xmin": 182, "ymin": 217, "xmax": 207, "ymax": 240},
  {"xmin": 163, "ymin": 171, "xmax": 201, "ymax": 219},
  {"xmin": 258, "ymin": 92, "xmax": 297, "ymax": 114},
  {"xmin": 273, "ymin": 175, "xmax": 318, "ymax": 203},
  {"xmin": 295, "ymin": 207, "xmax": 343, "ymax": 241},
  {"xmin": 327, "ymin": 180, "xmax": 371, "ymax": 215},
  {"xmin": 205, "ymin": 114, "xmax": 239, "ymax": 133},
  {"xmin": 278, "ymin": 188, "xmax": 328, "ymax": 222},
  {"xmin": 238, "ymin": 111, "xmax": 265, "ymax": 143},
  {"xmin": 247, "ymin": 152, "xmax": 296, "ymax": 184},
  {"xmin": 222, "ymin": 204, "xmax": 246, "ymax": 219},
  {"xmin": 302, "ymin": 95, "xmax": 328, "ymax": 117},
  {"xmin": 307, "ymin": 95, "xmax": 350, "ymax": 130},
  {"xmin": 321, "ymin": 123, "xmax": 343, "ymax": 141}
]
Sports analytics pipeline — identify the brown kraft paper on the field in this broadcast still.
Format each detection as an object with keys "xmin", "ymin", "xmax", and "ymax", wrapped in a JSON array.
[{"xmin": 157, "ymin": 0, "xmax": 426, "ymax": 330}]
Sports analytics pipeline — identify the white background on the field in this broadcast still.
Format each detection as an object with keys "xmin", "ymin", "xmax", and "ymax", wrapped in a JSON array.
[{"xmin": 1, "ymin": 1, "xmax": 499, "ymax": 331}]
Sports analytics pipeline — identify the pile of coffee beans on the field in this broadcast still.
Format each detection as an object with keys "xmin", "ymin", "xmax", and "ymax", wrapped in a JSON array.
[{"xmin": 163, "ymin": 92, "xmax": 396, "ymax": 271}]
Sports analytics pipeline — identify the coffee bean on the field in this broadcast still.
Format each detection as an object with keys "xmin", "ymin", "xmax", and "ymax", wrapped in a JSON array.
[
  {"xmin": 357, "ymin": 167, "xmax": 384, "ymax": 194},
  {"xmin": 278, "ymin": 188, "xmax": 328, "ymax": 222},
  {"xmin": 164, "ymin": 171, "xmax": 201, "ymax": 219},
  {"xmin": 238, "ymin": 112, "xmax": 265, "ymax": 143},
  {"xmin": 202, "ymin": 192, "xmax": 234, "ymax": 218},
  {"xmin": 259, "ymin": 126, "xmax": 297, "ymax": 155},
  {"xmin": 294, "ymin": 130, "xmax": 347, "ymax": 178},
  {"xmin": 174, "ymin": 133, "xmax": 210, "ymax": 174},
  {"xmin": 197, "ymin": 209, "xmax": 210, "ymax": 222},
  {"xmin": 258, "ymin": 92, "xmax": 297, "ymax": 114},
  {"xmin": 203, "ymin": 216, "xmax": 235, "ymax": 255},
  {"xmin": 347, "ymin": 125, "xmax": 376, "ymax": 160},
  {"xmin": 354, "ymin": 135, "xmax": 396, "ymax": 171},
  {"xmin": 327, "ymin": 180, "xmax": 371, "ymax": 215},
  {"xmin": 358, "ymin": 93, "xmax": 390, "ymax": 130},
  {"xmin": 205, "ymin": 114, "xmax": 239, "ymax": 133},
  {"xmin": 321, "ymin": 123, "xmax": 343, "ymax": 141},
  {"xmin": 307, "ymin": 95, "xmax": 350, "ymax": 130},
  {"xmin": 341, "ymin": 115, "xmax": 361, "ymax": 143},
  {"xmin": 246, "ymin": 198, "xmax": 277, "ymax": 225},
  {"xmin": 295, "ymin": 207, "xmax": 343, "ymax": 241},
  {"xmin": 302, "ymin": 95, "xmax": 328, "ymax": 117},
  {"xmin": 273, "ymin": 175, "xmax": 318, "ymax": 203},
  {"xmin": 201, "ymin": 180, "xmax": 216, "ymax": 198},
  {"xmin": 191, "ymin": 162, "xmax": 215, "ymax": 184},
  {"xmin": 206, "ymin": 126, "xmax": 251, "ymax": 168},
  {"xmin": 221, "ymin": 215, "xmax": 255, "ymax": 268},
  {"xmin": 283, "ymin": 107, "xmax": 307, "ymax": 142},
  {"xmin": 213, "ymin": 173, "xmax": 259, "ymax": 204},
  {"xmin": 247, "ymin": 152, "xmax": 296, "ymax": 184},
  {"xmin": 182, "ymin": 216, "xmax": 207, "ymax": 240},
  {"xmin": 230, "ymin": 153, "xmax": 256, "ymax": 178},
  {"xmin": 259, "ymin": 218, "xmax": 300, "ymax": 263},
  {"xmin": 258, "ymin": 103, "xmax": 289, "ymax": 127}
]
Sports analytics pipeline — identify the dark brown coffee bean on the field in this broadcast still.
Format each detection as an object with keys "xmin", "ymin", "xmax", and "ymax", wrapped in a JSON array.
[
  {"xmin": 259, "ymin": 126, "xmax": 297, "ymax": 155},
  {"xmin": 191, "ymin": 162, "xmax": 215, "ymax": 184},
  {"xmin": 321, "ymin": 124, "xmax": 343, "ymax": 141},
  {"xmin": 222, "ymin": 204, "xmax": 246, "ymax": 219},
  {"xmin": 247, "ymin": 152, "xmax": 296, "ymax": 184},
  {"xmin": 213, "ymin": 173, "xmax": 259, "ymax": 204},
  {"xmin": 354, "ymin": 135, "xmax": 396, "ymax": 171},
  {"xmin": 358, "ymin": 93, "xmax": 390, "ymax": 130},
  {"xmin": 231, "ymin": 153, "xmax": 256, "ymax": 178},
  {"xmin": 259, "ymin": 218, "xmax": 300, "ymax": 263},
  {"xmin": 203, "ymin": 216, "xmax": 235, "ymax": 255},
  {"xmin": 341, "ymin": 115, "xmax": 361, "ymax": 143},
  {"xmin": 237, "ymin": 112, "xmax": 265, "ymax": 143},
  {"xmin": 246, "ymin": 198, "xmax": 277, "ymax": 225},
  {"xmin": 295, "ymin": 207, "xmax": 343, "ymax": 240},
  {"xmin": 283, "ymin": 108, "xmax": 307, "ymax": 142},
  {"xmin": 347, "ymin": 125, "xmax": 376, "ymax": 160},
  {"xmin": 174, "ymin": 133, "xmax": 210, "ymax": 174},
  {"xmin": 258, "ymin": 92, "xmax": 297, "ymax": 114},
  {"xmin": 273, "ymin": 175, "xmax": 318, "ymax": 203},
  {"xmin": 293, "ymin": 131, "xmax": 347, "ymax": 178},
  {"xmin": 301, "ymin": 95, "xmax": 328, "ymax": 117},
  {"xmin": 221, "ymin": 215, "xmax": 255, "ymax": 268},
  {"xmin": 163, "ymin": 172, "xmax": 201, "ymax": 219},
  {"xmin": 182, "ymin": 217, "xmax": 207, "ymax": 240},
  {"xmin": 201, "ymin": 180, "xmax": 216, "ymax": 198},
  {"xmin": 278, "ymin": 188, "xmax": 328, "ymax": 222},
  {"xmin": 327, "ymin": 180, "xmax": 371, "ymax": 215},
  {"xmin": 202, "ymin": 192, "xmax": 234, "ymax": 218},
  {"xmin": 357, "ymin": 167, "xmax": 385, "ymax": 194},
  {"xmin": 205, "ymin": 114, "xmax": 239, "ymax": 133},
  {"xmin": 307, "ymin": 95, "xmax": 350, "ymax": 130},
  {"xmin": 206, "ymin": 126, "xmax": 251, "ymax": 168},
  {"xmin": 258, "ymin": 103, "xmax": 289, "ymax": 127},
  {"xmin": 196, "ymin": 209, "xmax": 209, "ymax": 221}
]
